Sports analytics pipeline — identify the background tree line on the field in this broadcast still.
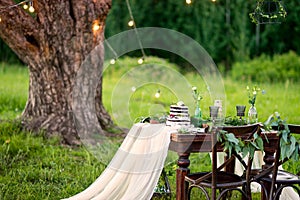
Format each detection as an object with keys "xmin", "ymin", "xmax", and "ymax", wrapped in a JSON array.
[{"xmin": 1, "ymin": 0, "xmax": 300, "ymax": 71}]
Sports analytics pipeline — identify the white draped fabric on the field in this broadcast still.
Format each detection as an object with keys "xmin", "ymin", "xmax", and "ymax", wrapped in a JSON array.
[
  {"xmin": 62, "ymin": 123, "xmax": 177, "ymax": 200},
  {"xmin": 64, "ymin": 123, "xmax": 299, "ymax": 200}
]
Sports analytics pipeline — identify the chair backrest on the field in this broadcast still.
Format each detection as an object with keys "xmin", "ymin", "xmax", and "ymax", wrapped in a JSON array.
[
  {"xmin": 210, "ymin": 123, "xmax": 261, "ymax": 199},
  {"xmin": 288, "ymin": 124, "xmax": 300, "ymax": 134},
  {"xmin": 220, "ymin": 123, "xmax": 260, "ymax": 171}
]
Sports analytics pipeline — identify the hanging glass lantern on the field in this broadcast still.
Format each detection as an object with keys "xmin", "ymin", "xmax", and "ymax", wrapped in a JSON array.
[{"xmin": 249, "ymin": 0, "xmax": 287, "ymax": 24}]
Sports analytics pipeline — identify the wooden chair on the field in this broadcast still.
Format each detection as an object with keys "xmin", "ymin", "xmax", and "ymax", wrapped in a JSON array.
[
  {"xmin": 185, "ymin": 124, "xmax": 260, "ymax": 200},
  {"xmin": 252, "ymin": 124, "xmax": 300, "ymax": 200}
]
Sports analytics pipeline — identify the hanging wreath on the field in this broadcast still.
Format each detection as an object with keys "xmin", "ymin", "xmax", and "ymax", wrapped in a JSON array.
[{"xmin": 249, "ymin": 0, "xmax": 287, "ymax": 24}]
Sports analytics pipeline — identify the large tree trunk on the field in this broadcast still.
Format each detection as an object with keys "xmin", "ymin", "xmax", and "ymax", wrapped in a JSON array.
[{"xmin": 0, "ymin": 0, "xmax": 114, "ymax": 145}]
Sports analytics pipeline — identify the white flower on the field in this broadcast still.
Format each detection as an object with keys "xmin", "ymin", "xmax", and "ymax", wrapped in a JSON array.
[{"xmin": 177, "ymin": 101, "xmax": 185, "ymax": 106}]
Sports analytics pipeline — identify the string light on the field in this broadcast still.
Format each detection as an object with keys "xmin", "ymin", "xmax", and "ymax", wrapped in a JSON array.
[
  {"xmin": 28, "ymin": 6, "xmax": 34, "ymax": 13},
  {"xmin": 105, "ymin": 40, "xmax": 118, "ymax": 64},
  {"xmin": 131, "ymin": 86, "xmax": 136, "ymax": 92},
  {"xmin": 138, "ymin": 58, "xmax": 144, "ymax": 64},
  {"xmin": 28, "ymin": 1, "xmax": 34, "ymax": 13},
  {"xmin": 93, "ymin": 23, "xmax": 100, "ymax": 31},
  {"xmin": 110, "ymin": 58, "xmax": 116, "ymax": 65},
  {"xmin": 155, "ymin": 89, "xmax": 161, "ymax": 98},
  {"xmin": 186, "ymin": 0, "xmax": 192, "ymax": 4},
  {"xmin": 98, "ymin": 0, "xmax": 147, "ymax": 65},
  {"xmin": 128, "ymin": 20, "xmax": 134, "ymax": 27},
  {"xmin": 126, "ymin": 0, "xmax": 146, "ymax": 63},
  {"xmin": 0, "ymin": 0, "xmax": 32, "ymax": 11},
  {"xmin": 211, "ymin": 0, "xmax": 217, "ymax": 2},
  {"xmin": 0, "ymin": 0, "xmax": 35, "ymax": 13},
  {"xmin": 23, "ymin": 3, "xmax": 29, "ymax": 10},
  {"xmin": 0, "ymin": 17, "xmax": 2, "ymax": 22}
]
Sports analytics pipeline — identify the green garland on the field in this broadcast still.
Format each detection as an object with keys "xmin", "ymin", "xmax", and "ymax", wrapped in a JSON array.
[
  {"xmin": 263, "ymin": 112, "xmax": 300, "ymax": 161},
  {"xmin": 217, "ymin": 129, "xmax": 264, "ymax": 159}
]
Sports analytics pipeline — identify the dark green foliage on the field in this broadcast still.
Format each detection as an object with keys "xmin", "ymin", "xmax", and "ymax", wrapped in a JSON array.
[
  {"xmin": 104, "ymin": 0, "xmax": 300, "ymax": 71},
  {"xmin": 0, "ymin": 38, "xmax": 22, "ymax": 64}
]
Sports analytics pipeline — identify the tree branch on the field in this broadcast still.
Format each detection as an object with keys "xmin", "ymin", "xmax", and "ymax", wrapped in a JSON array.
[{"xmin": 0, "ymin": 0, "xmax": 40, "ymax": 64}]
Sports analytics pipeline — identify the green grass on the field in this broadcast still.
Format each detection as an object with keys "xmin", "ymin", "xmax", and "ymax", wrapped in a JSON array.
[
  {"xmin": 1, "ymin": 57, "xmax": 300, "ymax": 199},
  {"xmin": 0, "ymin": 121, "xmax": 105, "ymax": 200},
  {"xmin": 0, "ymin": 63, "xmax": 28, "ymax": 119}
]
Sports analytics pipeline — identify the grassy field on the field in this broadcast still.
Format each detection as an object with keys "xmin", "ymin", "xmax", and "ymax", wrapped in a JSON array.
[{"xmin": 1, "ymin": 58, "xmax": 300, "ymax": 199}]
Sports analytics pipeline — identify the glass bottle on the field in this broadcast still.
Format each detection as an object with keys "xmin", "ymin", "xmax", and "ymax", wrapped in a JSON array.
[
  {"xmin": 248, "ymin": 105, "xmax": 258, "ymax": 124},
  {"xmin": 194, "ymin": 101, "xmax": 202, "ymax": 127},
  {"xmin": 195, "ymin": 103, "xmax": 201, "ymax": 118}
]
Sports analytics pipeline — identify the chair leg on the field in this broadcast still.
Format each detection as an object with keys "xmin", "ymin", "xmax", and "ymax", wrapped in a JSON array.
[
  {"xmin": 188, "ymin": 185, "xmax": 210, "ymax": 200},
  {"xmin": 217, "ymin": 188, "xmax": 248, "ymax": 200},
  {"xmin": 185, "ymin": 182, "xmax": 190, "ymax": 200},
  {"xmin": 254, "ymin": 181, "xmax": 269, "ymax": 200}
]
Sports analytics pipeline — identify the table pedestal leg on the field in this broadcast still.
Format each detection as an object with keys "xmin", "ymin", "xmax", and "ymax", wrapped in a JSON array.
[{"xmin": 176, "ymin": 152, "xmax": 190, "ymax": 200}]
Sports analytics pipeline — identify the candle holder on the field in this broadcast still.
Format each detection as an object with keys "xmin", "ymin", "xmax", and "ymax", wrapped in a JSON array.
[
  {"xmin": 209, "ymin": 106, "xmax": 219, "ymax": 121},
  {"xmin": 236, "ymin": 105, "xmax": 246, "ymax": 119}
]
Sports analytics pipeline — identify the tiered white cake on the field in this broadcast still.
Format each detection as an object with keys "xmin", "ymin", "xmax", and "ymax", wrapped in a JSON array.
[{"xmin": 166, "ymin": 102, "xmax": 190, "ymax": 127}]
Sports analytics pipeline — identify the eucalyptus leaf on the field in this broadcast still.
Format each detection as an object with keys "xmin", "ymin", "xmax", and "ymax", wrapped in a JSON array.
[
  {"xmin": 250, "ymin": 141, "xmax": 259, "ymax": 149},
  {"xmin": 249, "ymin": 146, "xmax": 255, "ymax": 158},
  {"xmin": 282, "ymin": 130, "xmax": 288, "ymax": 143},
  {"xmin": 280, "ymin": 141, "xmax": 288, "ymax": 159},
  {"xmin": 238, "ymin": 140, "xmax": 245, "ymax": 148},
  {"xmin": 287, "ymin": 136, "xmax": 296, "ymax": 158},
  {"xmin": 256, "ymin": 137, "xmax": 264, "ymax": 151},
  {"xmin": 217, "ymin": 133, "xmax": 223, "ymax": 142},
  {"xmin": 292, "ymin": 145, "xmax": 299, "ymax": 161},
  {"xmin": 242, "ymin": 145, "xmax": 249, "ymax": 158},
  {"xmin": 226, "ymin": 133, "xmax": 239, "ymax": 144}
]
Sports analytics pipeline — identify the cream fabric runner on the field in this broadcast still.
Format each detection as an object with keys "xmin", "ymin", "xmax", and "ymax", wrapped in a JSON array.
[{"xmin": 63, "ymin": 123, "xmax": 177, "ymax": 200}]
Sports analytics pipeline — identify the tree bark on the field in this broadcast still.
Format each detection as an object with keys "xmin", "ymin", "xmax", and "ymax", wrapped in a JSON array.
[{"xmin": 0, "ymin": 0, "xmax": 114, "ymax": 145}]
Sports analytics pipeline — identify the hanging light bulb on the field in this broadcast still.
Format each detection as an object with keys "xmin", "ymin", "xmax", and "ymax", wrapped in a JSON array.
[
  {"xmin": 0, "ymin": 17, "xmax": 2, "ymax": 23},
  {"xmin": 28, "ymin": 1, "xmax": 35, "ymax": 13},
  {"xmin": 131, "ymin": 86, "xmax": 136, "ymax": 92},
  {"xmin": 29, "ymin": 6, "xmax": 35, "ymax": 12},
  {"xmin": 92, "ymin": 20, "xmax": 101, "ymax": 32},
  {"xmin": 110, "ymin": 58, "xmax": 116, "ymax": 65},
  {"xmin": 155, "ymin": 89, "xmax": 161, "ymax": 98},
  {"xmin": 128, "ymin": 20, "xmax": 134, "ymax": 27},
  {"xmin": 138, "ymin": 58, "xmax": 144, "ymax": 64},
  {"xmin": 186, "ymin": 0, "xmax": 192, "ymax": 4},
  {"xmin": 23, "ymin": 3, "xmax": 29, "ymax": 10},
  {"xmin": 93, "ymin": 23, "xmax": 100, "ymax": 31}
]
